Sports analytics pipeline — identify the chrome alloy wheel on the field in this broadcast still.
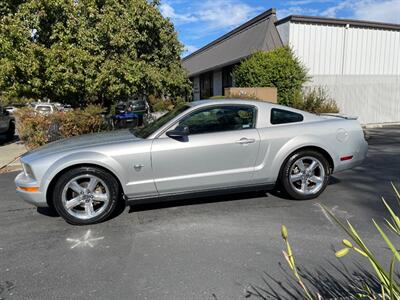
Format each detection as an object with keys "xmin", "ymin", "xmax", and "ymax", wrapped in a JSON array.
[
  {"xmin": 289, "ymin": 156, "xmax": 325, "ymax": 195},
  {"xmin": 61, "ymin": 174, "xmax": 110, "ymax": 220}
]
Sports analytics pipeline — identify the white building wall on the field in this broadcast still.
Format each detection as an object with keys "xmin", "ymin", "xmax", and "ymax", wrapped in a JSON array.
[
  {"xmin": 277, "ymin": 21, "xmax": 400, "ymax": 124},
  {"xmin": 309, "ymin": 75, "xmax": 400, "ymax": 124}
]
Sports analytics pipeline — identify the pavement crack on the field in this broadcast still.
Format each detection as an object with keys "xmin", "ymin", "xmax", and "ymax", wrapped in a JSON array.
[{"xmin": 0, "ymin": 207, "xmax": 36, "ymax": 213}]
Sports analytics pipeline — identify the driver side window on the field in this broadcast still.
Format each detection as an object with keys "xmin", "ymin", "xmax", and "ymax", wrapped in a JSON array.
[{"xmin": 179, "ymin": 105, "xmax": 256, "ymax": 135}]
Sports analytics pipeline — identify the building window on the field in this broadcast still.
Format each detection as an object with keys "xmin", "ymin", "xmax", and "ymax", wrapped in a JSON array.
[{"xmin": 200, "ymin": 72, "xmax": 213, "ymax": 99}]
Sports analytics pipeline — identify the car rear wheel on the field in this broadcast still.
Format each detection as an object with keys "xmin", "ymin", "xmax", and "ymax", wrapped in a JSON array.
[
  {"xmin": 52, "ymin": 166, "xmax": 120, "ymax": 225},
  {"xmin": 280, "ymin": 150, "xmax": 330, "ymax": 200}
]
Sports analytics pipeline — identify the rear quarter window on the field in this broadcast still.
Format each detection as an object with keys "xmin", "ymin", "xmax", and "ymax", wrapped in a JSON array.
[{"xmin": 270, "ymin": 108, "xmax": 303, "ymax": 125}]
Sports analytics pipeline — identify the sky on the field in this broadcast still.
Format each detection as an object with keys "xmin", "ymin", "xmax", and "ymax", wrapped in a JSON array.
[{"xmin": 158, "ymin": 0, "xmax": 400, "ymax": 56}]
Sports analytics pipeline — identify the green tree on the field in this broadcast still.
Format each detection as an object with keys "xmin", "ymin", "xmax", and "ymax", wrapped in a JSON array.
[
  {"xmin": 0, "ymin": 0, "xmax": 190, "ymax": 107},
  {"xmin": 233, "ymin": 47, "xmax": 309, "ymax": 106}
]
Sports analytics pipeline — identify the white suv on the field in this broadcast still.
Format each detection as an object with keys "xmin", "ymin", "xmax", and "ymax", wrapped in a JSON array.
[{"xmin": 34, "ymin": 104, "xmax": 55, "ymax": 115}]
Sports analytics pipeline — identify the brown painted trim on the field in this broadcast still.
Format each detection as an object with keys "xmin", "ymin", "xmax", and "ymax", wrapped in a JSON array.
[
  {"xmin": 275, "ymin": 15, "xmax": 400, "ymax": 31},
  {"xmin": 187, "ymin": 58, "xmax": 244, "ymax": 78},
  {"xmin": 182, "ymin": 8, "xmax": 276, "ymax": 61}
]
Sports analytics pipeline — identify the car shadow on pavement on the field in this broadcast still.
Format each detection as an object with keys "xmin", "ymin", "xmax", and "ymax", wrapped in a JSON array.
[
  {"xmin": 0, "ymin": 135, "xmax": 19, "ymax": 146},
  {"xmin": 37, "ymin": 207, "xmax": 59, "ymax": 217},
  {"xmin": 245, "ymin": 260, "xmax": 384, "ymax": 299},
  {"xmin": 128, "ymin": 190, "xmax": 268, "ymax": 213}
]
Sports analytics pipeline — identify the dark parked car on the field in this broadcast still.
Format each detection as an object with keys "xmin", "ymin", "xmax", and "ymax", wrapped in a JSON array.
[
  {"xmin": 0, "ymin": 105, "xmax": 15, "ymax": 141},
  {"xmin": 113, "ymin": 99, "xmax": 149, "ymax": 127},
  {"xmin": 128, "ymin": 99, "xmax": 149, "ymax": 125}
]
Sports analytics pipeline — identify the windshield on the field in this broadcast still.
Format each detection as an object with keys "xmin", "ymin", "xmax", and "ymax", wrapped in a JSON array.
[
  {"xmin": 134, "ymin": 104, "xmax": 190, "ymax": 138},
  {"xmin": 131, "ymin": 100, "xmax": 145, "ymax": 106}
]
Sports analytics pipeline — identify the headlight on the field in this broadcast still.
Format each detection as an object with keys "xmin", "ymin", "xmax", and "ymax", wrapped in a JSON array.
[{"xmin": 22, "ymin": 163, "xmax": 35, "ymax": 179}]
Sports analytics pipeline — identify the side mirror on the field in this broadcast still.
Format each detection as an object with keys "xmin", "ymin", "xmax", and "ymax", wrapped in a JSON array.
[{"xmin": 166, "ymin": 125, "xmax": 189, "ymax": 140}]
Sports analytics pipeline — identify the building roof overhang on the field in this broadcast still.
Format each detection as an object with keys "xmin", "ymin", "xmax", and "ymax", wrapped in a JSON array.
[
  {"xmin": 275, "ymin": 15, "xmax": 400, "ymax": 31},
  {"xmin": 182, "ymin": 8, "xmax": 283, "ymax": 77}
]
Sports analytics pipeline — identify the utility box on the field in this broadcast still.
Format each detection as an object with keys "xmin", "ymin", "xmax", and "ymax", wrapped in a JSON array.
[{"xmin": 224, "ymin": 87, "xmax": 277, "ymax": 103}]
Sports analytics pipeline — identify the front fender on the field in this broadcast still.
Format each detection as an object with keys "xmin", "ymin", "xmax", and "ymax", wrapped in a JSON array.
[{"xmin": 40, "ymin": 151, "xmax": 126, "ymax": 196}]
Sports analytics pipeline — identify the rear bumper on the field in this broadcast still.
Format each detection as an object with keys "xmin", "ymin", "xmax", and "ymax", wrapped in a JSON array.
[
  {"xmin": 14, "ymin": 172, "xmax": 48, "ymax": 207},
  {"xmin": 333, "ymin": 140, "xmax": 368, "ymax": 173}
]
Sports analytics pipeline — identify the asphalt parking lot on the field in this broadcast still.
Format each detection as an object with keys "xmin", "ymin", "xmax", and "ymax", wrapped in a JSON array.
[{"xmin": 0, "ymin": 127, "xmax": 399, "ymax": 299}]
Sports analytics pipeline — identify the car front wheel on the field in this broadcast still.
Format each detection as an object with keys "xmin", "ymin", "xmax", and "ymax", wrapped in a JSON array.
[
  {"xmin": 52, "ymin": 166, "xmax": 120, "ymax": 225},
  {"xmin": 280, "ymin": 150, "xmax": 330, "ymax": 200}
]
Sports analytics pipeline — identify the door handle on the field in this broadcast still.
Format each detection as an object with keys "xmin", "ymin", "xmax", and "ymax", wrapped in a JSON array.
[
  {"xmin": 134, "ymin": 164, "xmax": 144, "ymax": 171},
  {"xmin": 235, "ymin": 138, "xmax": 256, "ymax": 145}
]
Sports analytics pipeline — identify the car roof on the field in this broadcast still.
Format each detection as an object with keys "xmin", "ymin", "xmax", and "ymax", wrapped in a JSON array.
[
  {"xmin": 187, "ymin": 99, "xmax": 303, "ymax": 112},
  {"xmin": 188, "ymin": 99, "xmax": 275, "ymax": 107}
]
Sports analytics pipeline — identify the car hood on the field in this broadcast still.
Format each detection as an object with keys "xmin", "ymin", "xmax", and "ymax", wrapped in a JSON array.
[{"xmin": 23, "ymin": 129, "xmax": 140, "ymax": 160}]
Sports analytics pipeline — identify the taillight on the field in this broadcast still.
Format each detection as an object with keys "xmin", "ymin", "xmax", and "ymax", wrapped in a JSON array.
[{"xmin": 340, "ymin": 155, "xmax": 353, "ymax": 161}]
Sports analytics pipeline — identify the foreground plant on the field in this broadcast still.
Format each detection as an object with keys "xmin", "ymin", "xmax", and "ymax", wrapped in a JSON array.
[
  {"xmin": 281, "ymin": 225, "xmax": 321, "ymax": 299},
  {"xmin": 281, "ymin": 183, "xmax": 400, "ymax": 299}
]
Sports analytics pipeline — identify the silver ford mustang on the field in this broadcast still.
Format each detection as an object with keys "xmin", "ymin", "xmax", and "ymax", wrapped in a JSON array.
[{"xmin": 15, "ymin": 99, "xmax": 368, "ymax": 225}]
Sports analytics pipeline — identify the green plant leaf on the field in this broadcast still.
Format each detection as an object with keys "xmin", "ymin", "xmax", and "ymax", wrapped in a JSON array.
[
  {"xmin": 335, "ymin": 248, "xmax": 349, "ymax": 258},
  {"xmin": 391, "ymin": 182, "xmax": 400, "ymax": 207},
  {"xmin": 373, "ymin": 220, "xmax": 400, "ymax": 262},
  {"xmin": 281, "ymin": 225, "xmax": 288, "ymax": 240},
  {"xmin": 342, "ymin": 239, "xmax": 353, "ymax": 248},
  {"xmin": 382, "ymin": 197, "xmax": 400, "ymax": 234},
  {"xmin": 353, "ymin": 247, "xmax": 368, "ymax": 257},
  {"xmin": 389, "ymin": 255, "xmax": 395, "ymax": 300}
]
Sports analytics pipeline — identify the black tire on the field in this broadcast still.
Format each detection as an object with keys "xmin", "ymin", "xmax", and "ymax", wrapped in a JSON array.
[
  {"xmin": 6, "ymin": 121, "xmax": 15, "ymax": 141},
  {"xmin": 280, "ymin": 150, "xmax": 330, "ymax": 200},
  {"xmin": 52, "ymin": 166, "xmax": 120, "ymax": 225}
]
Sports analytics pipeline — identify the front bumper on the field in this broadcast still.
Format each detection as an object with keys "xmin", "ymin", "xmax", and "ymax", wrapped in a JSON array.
[{"xmin": 14, "ymin": 172, "xmax": 48, "ymax": 207}]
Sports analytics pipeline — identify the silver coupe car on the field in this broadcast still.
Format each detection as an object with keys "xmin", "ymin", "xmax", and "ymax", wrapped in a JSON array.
[{"xmin": 15, "ymin": 99, "xmax": 368, "ymax": 225}]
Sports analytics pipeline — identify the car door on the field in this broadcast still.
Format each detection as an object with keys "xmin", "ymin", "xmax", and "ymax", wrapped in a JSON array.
[{"xmin": 151, "ymin": 104, "xmax": 261, "ymax": 194}]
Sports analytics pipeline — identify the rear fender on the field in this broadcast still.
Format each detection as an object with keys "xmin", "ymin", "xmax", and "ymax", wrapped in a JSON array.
[{"xmin": 269, "ymin": 135, "xmax": 337, "ymax": 182}]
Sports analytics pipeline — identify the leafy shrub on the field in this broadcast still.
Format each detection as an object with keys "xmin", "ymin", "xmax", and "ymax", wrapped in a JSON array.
[
  {"xmin": 148, "ymin": 95, "xmax": 186, "ymax": 112},
  {"xmin": 233, "ymin": 47, "xmax": 309, "ymax": 106},
  {"xmin": 15, "ymin": 105, "xmax": 108, "ymax": 149},
  {"xmin": 0, "ymin": 0, "xmax": 190, "ymax": 106},
  {"xmin": 278, "ymin": 183, "xmax": 400, "ymax": 299},
  {"xmin": 292, "ymin": 87, "xmax": 339, "ymax": 114},
  {"xmin": 208, "ymin": 95, "xmax": 228, "ymax": 99},
  {"xmin": 151, "ymin": 99, "xmax": 174, "ymax": 112}
]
